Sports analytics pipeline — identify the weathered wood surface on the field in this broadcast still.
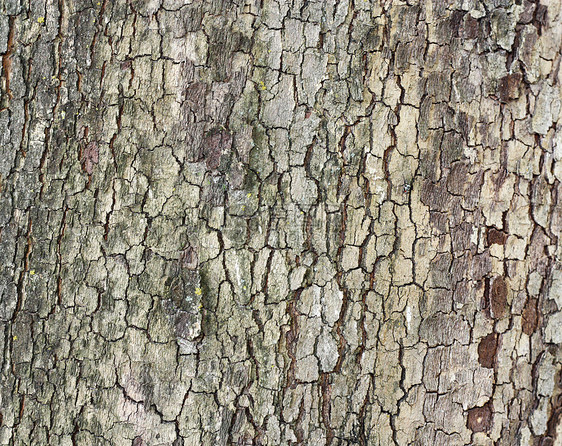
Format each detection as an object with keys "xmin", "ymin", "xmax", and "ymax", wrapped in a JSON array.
[{"xmin": 1, "ymin": 0, "xmax": 561, "ymax": 444}]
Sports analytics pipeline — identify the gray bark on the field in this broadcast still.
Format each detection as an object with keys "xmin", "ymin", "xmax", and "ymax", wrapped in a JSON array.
[{"xmin": 1, "ymin": 0, "xmax": 562, "ymax": 444}]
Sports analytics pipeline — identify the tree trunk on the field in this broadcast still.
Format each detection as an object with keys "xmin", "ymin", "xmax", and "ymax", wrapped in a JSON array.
[{"xmin": 1, "ymin": 0, "xmax": 561, "ymax": 444}]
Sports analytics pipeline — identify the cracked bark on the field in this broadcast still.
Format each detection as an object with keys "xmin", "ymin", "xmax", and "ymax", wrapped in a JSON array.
[{"xmin": 1, "ymin": 0, "xmax": 562, "ymax": 445}]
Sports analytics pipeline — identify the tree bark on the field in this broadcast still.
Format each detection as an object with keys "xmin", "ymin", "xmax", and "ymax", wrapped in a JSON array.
[{"xmin": 1, "ymin": 0, "xmax": 562, "ymax": 444}]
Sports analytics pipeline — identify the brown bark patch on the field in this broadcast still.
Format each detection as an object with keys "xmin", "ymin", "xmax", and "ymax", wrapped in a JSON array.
[
  {"xmin": 490, "ymin": 277, "xmax": 508, "ymax": 319},
  {"xmin": 498, "ymin": 73, "xmax": 522, "ymax": 102},
  {"xmin": 533, "ymin": 4, "xmax": 548, "ymax": 35},
  {"xmin": 0, "ymin": 17, "xmax": 15, "ymax": 110},
  {"xmin": 81, "ymin": 141, "xmax": 99, "ymax": 175},
  {"xmin": 441, "ymin": 131, "xmax": 464, "ymax": 168},
  {"xmin": 462, "ymin": 14, "xmax": 479, "ymax": 39},
  {"xmin": 320, "ymin": 373, "xmax": 334, "ymax": 445},
  {"xmin": 174, "ymin": 311, "xmax": 199, "ymax": 340},
  {"xmin": 448, "ymin": 10, "xmax": 465, "ymax": 37},
  {"xmin": 184, "ymin": 81, "xmax": 207, "ymax": 108},
  {"xmin": 451, "ymin": 222, "xmax": 472, "ymax": 252},
  {"xmin": 522, "ymin": 297, "xmax": 538, "ymax": 335},
  {"xmin": 478, "ymin": 333, "xmax": 498, "ymax": 368},
  {"xmin": 539, "ymin": 437, "xmax": 555, "ymax": 446},
  {"xmin": 529, "ymin": 227, "xmax": 550, "ymax": 274},
  {"xmin": 467, "ymin": 403, "xmax": 493, "ymax": 433},
  {"xmin": 203, "ymin": 128, "xmax": 232, "ymax": 170},
  {"xmin": 487, "ymin": 227, "xmax": 507, "ymax": 246},
  {"xmin": 180, "ymin": 247, "xmax": 199, "ymax": 270},
  {"xmin": 446, "ymin": 162, "xmax": 469, "ymax": 195},
  {"xmin": 471, "ymin": 252, "xmax": 493, "ymax": 282},
  {"xmin": 420, "ymin": 180, "xmax": 450, "ymax": 212}
]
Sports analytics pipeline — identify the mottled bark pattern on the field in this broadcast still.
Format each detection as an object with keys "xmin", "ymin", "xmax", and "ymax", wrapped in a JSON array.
[{"xmin": 1, "ymin": 0, "xmax": 561, "ymax": 445}]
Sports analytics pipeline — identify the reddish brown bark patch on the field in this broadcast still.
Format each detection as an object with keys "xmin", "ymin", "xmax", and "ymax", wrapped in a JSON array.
[
  {"xmin": 498, "ymin": 73, "xmax": 522, "ymax": 102},
  {"xmin": 462, "ymin": 14, "xmax": 479, "ymax": 39},
  {"xmin": 490, "ymin": 277, "xmax": 508, "ymax": 319},
  {"xmin": 522, "ymin": 297, "xmax": 538, "ymax": 335},
  {"xmin": 82, "ymin": 141, "xmax": 99, "ymax": 175},
  {"xmin": 203, "ymin": 128, "xmax": 232, "ymax": 170},
  {"xmin": 180, "ymin": 246, "xmax": 199, "ymax": 270},
  {"xmin": 478, "ymin": 333, "xmax": 498, "ymax": 368},
  {"xmin": 467, "ymin": 403, "xmax": 493, "ymax": 433},
  {"xmin": 0, "ymin": 17, "xmax": 16, "ymax": 111},
  {"xmin": 487, "ymin": 228, "xmax": 507, "ymax": 246}
]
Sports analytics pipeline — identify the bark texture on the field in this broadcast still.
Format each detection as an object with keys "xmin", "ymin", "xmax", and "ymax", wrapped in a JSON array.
[{"xmin": 1, "ymin": 0, "xmax": 562, "ymax": 444}]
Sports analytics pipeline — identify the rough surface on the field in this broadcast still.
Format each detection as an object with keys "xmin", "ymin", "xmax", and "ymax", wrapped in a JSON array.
[{"xmin": 0, "ymin": 0, "xmax": 561, "ymax": 445}]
